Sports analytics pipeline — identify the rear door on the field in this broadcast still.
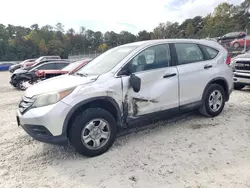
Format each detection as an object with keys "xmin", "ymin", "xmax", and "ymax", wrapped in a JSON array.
[
  {"xmin": 174, "ymin": 43, "xmax": 219, "ymax": 106},
  {"xmin": 120, "ymin": 43, "xmax": 179, "ymax": 117}
]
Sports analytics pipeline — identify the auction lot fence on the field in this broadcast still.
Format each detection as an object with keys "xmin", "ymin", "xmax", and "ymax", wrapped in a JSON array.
[{"xmin": 68, "ymin": 52, "xmax": 101, "ymax": 60}]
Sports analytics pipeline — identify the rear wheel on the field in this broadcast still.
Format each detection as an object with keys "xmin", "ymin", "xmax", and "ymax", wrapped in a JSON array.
[
  {"xmin": 199, "ymin": 84, "xmax": 226, "ymax": 117},
  {"xmin": 69, "ymin": 108, "xmax": 117, "ymax": 157},
  {"xmin": 234, "ymin": 83, "xmax": 245, "ymax": 90}
]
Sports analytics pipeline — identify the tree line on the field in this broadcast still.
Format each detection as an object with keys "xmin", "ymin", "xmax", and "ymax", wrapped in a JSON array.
[{"xmin": 0, "ymin": 0, "xmax": 249, "ymax": 61}]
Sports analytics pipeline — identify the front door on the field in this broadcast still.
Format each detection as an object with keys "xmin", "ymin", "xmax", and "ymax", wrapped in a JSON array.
[{"xmin": 120, "ymin": 43, "xmax": 179, "ymax": 117}]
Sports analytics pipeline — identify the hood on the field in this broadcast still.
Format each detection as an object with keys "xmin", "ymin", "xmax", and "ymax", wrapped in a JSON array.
[
  {"xmin": 10, "ymin": 64, "xmax": 19, "ymax": 68},
  {"xmin": 14, "ymin": 69, "xmax": 28, "ymax": 74},
  {"xmin": 25, "ymin": 74, "xmax": 99, "ymax": 98},
  {"xmin": 233, "ymin": 58, "xmax": 250, "ymax": 62}
]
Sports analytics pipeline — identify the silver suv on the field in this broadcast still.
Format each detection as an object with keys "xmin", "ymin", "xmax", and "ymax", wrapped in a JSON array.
[{"xmin": 16, "ymin": 39, "xmax": 233, "ymax": 157}]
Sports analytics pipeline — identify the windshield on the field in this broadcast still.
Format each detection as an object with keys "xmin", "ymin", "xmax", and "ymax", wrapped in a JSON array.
[
  {"xmin": 35, "ymin": 57, "xmax": 43, "ymax": 63},
  {"xmin": 62, "ymin": 61, "xmax": 83, "ymax": 71},
  {"xmin": 77, "ymin": 45, "xmax": 138, "ymax": 75}
]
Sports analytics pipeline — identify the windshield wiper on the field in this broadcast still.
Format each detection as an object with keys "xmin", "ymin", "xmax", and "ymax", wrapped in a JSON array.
[{"xmin": 75, "ymin": 72, "xmax": 88, "ymax": 77}]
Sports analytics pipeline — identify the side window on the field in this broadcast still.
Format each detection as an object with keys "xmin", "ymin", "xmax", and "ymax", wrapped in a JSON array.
[
  {"xmin": 129, "ymin": 44, "xmax": 171, "ymax": 73},
  {"xmin": 55, "ymin": 63, "xmax": 68, "ymax": 69},
  {"xmin": 200, "ymin": 45, "xmax": 219, "ymax": 59},
  {"xmin": 175, "ymin": 43, "xmax": 204, "ymax": 65},
  {"xmin": 37, "ymin": 63, "xmax": 56, "ymax": 70}
]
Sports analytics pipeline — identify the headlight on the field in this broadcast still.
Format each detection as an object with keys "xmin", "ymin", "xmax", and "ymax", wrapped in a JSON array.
[{"xmin": 32, "ymin": 87, "xmax": 75, "ymax": 108}]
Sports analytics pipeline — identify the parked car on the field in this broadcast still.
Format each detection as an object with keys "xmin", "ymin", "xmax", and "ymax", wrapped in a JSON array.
[
  {"xmin": 23, "ymin": 56, "xmax": 61, "ymax": 67},
  {"xmin": 36, "ymin": 58, "xmax": 92, "ymax": 79},
  {"xmin": 10, "ymin": 61, "xmax": 70, "ymax": 90},
  {"xmin": 9, "ymin": 59, "xmax": 36, "ymax": 73},
  {"xmin": 217, "ymin": 32, "xmax": 246, "ymax": 44},
  {"xmin": 230, "ymin": 36, "xmax": 250, "ymax": 49},
  {"xmin": 0, "ymin": 62, "xmax": 15, "ymax": 71},
  {"xmin": 16, "ymin": 39, "xmax": 233, "ymax": 157},
  {"xmin": 230, "ymin": 53, "xmax": 250, "ymax": 90},
  {"xmin": 14, "ymin": 59, "xmax": 70, "ymax": 74}
]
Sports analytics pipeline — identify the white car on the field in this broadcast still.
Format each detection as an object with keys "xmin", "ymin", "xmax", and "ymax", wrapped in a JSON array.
[{"xmin": 17, "ymin": 39, "xmax": 233, "ymax": 157}]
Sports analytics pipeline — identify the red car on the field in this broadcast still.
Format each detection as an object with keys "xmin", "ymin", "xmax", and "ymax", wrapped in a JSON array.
[
  {"xmin": 230, "ymin": 36, "xmax": 250, "ymax": 49},
  {"xmin": 36, "ymin": 58, "xmax": 92, "ymax": 79}
]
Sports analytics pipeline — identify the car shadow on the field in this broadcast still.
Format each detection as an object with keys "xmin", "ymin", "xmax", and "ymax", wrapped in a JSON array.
[{"xmin": 38, "ymin": 111, "xmax": 196, "ymax": 160}]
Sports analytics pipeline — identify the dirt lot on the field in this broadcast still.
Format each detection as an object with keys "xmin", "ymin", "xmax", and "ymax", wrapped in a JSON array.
[{"xmin": 0, "ymin": 71, "xmax": 250, "ymax": 188}]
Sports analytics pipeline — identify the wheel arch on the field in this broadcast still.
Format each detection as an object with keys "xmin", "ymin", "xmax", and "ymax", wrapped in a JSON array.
[
  {"xmin": 202, "ymin": 77, "xmax": 230, "ymax": 102},
  {"xmin": 62, "ymin": 96, "xmax": 122, "ymax": 137}
]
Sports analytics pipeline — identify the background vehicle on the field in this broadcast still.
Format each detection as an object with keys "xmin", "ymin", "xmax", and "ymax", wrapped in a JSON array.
[
  {"xmin": 230, "ymin": 36, "xmax": 250, "ymax": 49},
  {"xmin": 36, "ymin": 58, "xmax": 92, "ymax": 79},
  {"xmin": 9, "ymin": 59, "xmax": 36, "ymax": 73},
  {"xmin": 0, "ymin": 62, "xmax": 15, "ymax": 71},
  {"xmin": 23, "ymin": 56, "xmax": 61, "ymax": 67},
  {"xmin": 17, "ymin": 39, "xmax": 233, "ymax": 157},
  {"xmin": 10, "ymin": 61, "xmax": 70, "ymax": 90},
  {"xmin": 218, "ymin": 32, "xmax": 246, "ymax": 44},
  {"xmin": 14, "ymin": 59, "xmax": 70, "ymax": 73},
  {"xmin": 231, "ymin": 53, "xmax": 250, "ymax": 90}
]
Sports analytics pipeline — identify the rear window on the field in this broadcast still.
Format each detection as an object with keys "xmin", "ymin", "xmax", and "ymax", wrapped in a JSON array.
[
  {"xmin": 201, "ymin": 45, "xmax": 219, "ymax": 59},
  {"xmin": 175, "ymin": 43, "xmax": 204, "ymax": 65}
]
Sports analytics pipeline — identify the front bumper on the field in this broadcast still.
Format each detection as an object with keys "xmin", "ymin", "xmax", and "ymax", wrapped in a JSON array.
[
  {"xmin": 10, "ymin": 77, "xmax": 18, "ymax": 86},
  {"xmin": 233, "ymin": 72, "xmax": 250, "ymax": 85},
  {"xmin": 16, "ymin": 101, "xmax": 72, "ymax": 145}
]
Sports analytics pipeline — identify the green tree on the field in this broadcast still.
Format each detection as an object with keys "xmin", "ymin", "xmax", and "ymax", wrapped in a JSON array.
[
  {"xmin": 39, "ymin": 39, "xmax": 47, "ymax": 54},
  {"xmin": 186, "ymin": 22, "xmax": 195, "ymax": 38}
]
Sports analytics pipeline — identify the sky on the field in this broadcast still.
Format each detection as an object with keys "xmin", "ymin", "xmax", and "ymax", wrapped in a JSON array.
[{"xmin": 0, "ymin": 0, "xmax": 243, "ymax": 34}]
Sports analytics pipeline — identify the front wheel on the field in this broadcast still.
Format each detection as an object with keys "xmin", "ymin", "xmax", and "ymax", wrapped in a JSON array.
[
  {"xmin": 199, "ymin": 84, "xmax": 226, "ymax": 117},
  {"xmin": 69, "ymin": 108, "xmax": 117, "ymax": 157},
  {"xmin": 17, "ymin": 78, "xmax": 30, "ymax": 91},
  {"xmin": 233, "ymin": 42, "xmax": 240, "ymax": 49}
]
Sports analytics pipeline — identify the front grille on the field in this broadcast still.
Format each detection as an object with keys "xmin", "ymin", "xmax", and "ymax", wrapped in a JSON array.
[
  {"xmin": 19, "ymin": 96, "xmax": 35, "ymax": 114},
  {"xmin": 235, "ymin": 61, "xmax": 250, "ymax": 71},
  {"xmin": 234, "ymin": 74, "xmax": 250, "ymax": 79}
]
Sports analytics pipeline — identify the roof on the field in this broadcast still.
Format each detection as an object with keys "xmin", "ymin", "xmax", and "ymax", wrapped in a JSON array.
[{"xmin": 121, "ymin": 38, "xmax": 222, "ymax": 50}]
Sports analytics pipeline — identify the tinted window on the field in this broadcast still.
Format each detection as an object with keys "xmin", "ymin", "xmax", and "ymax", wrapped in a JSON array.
[
  {"xmin": 129, "ymin": 44, "xmax": 171, "ymax": 73},
  {"xmin": 175, "ymin": 43, "xmax": 204, "ymax": 65},
  {"xmin": 37, "ymin": 63, "xmax": 56, "ymax": 70},
  {"xmin": 55, "ymin": 63, "xmax": 68, "ymax": 69},
  {"xmin": 201, "ymin": 45, "xmax": 219, "ymax": 59}
]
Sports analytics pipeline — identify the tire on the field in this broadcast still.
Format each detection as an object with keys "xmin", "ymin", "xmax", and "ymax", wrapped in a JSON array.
[
  {"xmin": 69, "ymin": 108, "xmax": 117, "ymax": 157},
  {"xmin": 233, "ymin": 42, "xmax": 240, "ymax": 49},
  {"xmin": 199, "ymin": 84, "xmax": 226, "ymax": 117},
  {"xmin": 17, "ymin": 78, "xmax": 29, "ymax": 91},
  {"xmin": 234, "ymin": 83, "xmax": 245, "ymax": 90}
]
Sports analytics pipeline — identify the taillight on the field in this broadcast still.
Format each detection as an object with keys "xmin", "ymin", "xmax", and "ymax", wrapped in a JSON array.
[{"xmin": 226, "ymin": 54, "xmax": 231, "ymax": 65}]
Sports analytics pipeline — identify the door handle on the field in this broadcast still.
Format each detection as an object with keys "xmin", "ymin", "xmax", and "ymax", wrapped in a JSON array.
[
  {"xmin": 163, "ymin": 73, "xmax": 177, "ymax": 78},
  {"xmin": 204, "ymin": 65, "xmax": 213, "ymax": 69}
]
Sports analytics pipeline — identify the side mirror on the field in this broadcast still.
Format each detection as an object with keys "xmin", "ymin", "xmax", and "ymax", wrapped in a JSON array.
[{"xmin": 130, "ymin": 74, "xmax": 141, "ymax": 92}]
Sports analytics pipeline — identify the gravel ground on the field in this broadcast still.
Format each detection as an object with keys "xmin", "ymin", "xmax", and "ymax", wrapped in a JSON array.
[{"xmin": 0, "ymin": 71, "xmax": 250, "ymax": 188}]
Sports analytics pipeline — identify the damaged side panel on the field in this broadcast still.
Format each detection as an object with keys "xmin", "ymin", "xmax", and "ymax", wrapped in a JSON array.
[{"xmin": 121, "ymin": 67, "xmax": 179, "ymax": 119}]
